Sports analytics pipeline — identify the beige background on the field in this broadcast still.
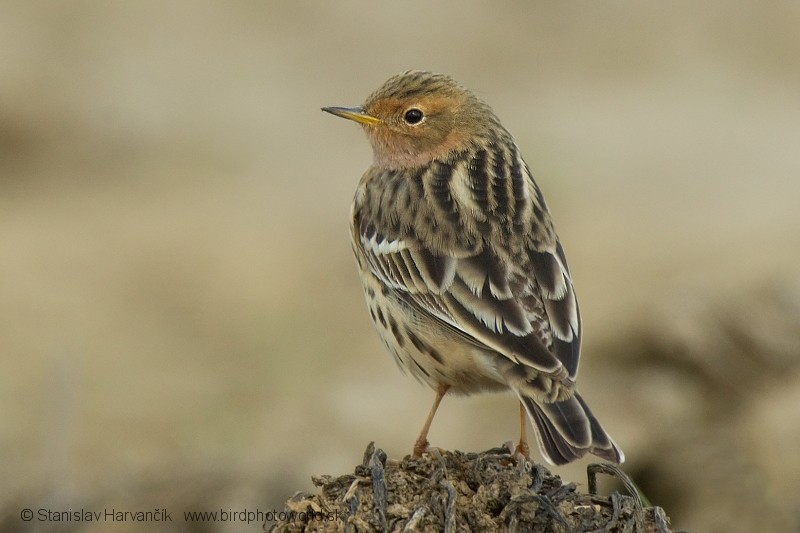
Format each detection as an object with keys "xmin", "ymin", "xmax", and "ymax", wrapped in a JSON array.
[{"xmin": 2, "ymin": 2, "xmax": 799, "ymax": 532}]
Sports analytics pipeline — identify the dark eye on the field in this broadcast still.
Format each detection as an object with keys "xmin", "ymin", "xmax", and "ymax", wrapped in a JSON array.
[{"xmin": 403, "ymin": 108, "xmax": 424, "ymax": 125}]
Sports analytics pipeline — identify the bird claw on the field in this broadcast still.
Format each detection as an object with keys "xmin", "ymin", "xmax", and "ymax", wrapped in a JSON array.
[
  {"xmin": 511, "ymin": 439, "xmax": 531, "ymax": 462},
  {"xmin": 412, "ymin": 439, "xmax": 445, "ymax": 458},
  {"xmin": 412, "ymin": 438, "xmax": 429, "ymax": 458}
]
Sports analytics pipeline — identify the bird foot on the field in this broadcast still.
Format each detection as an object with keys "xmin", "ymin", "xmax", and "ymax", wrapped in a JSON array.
[
  {"xmin": 514, "ymin": 440, "xmax": 531, "ymax": 462},
  {"xmin": 412, "ymin": 439, "xmax": 445, "ymax": 458},
  {"xmin": 412, "ymin": 437, "xmax": 428, "ymax": 458}
]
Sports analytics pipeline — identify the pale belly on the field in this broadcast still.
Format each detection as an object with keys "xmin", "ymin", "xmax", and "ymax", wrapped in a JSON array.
[{"xmin": 360, "ymin": 275, "xmax": 508, "ymax": 395}]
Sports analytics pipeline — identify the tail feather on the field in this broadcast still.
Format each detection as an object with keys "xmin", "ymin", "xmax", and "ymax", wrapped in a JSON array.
[{"xmin": 519, "ymin": 392, "xmax": 624, "ymax": 466}]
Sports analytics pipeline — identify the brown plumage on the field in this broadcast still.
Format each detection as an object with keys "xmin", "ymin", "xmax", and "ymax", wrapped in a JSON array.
[{"xmin": 323, "ymin": 71, "xmax": 623, "ymax": 465}]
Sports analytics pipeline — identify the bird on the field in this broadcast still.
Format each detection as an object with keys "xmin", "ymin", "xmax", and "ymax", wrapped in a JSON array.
[{"xmin": 322, "ymin": 71, "xmax": 623, "ymax": 465}]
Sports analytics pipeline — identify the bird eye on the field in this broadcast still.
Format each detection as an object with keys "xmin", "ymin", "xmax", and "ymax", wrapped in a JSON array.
[{"xmin": 403, "ymin": 108, "xmax": 424, "ymax": 125}]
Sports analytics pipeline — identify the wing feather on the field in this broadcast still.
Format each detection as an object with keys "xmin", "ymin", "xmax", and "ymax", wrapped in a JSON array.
[
  {"xmin": 355, "ymin": 228, "xmax": 579, "ymax": 377},
  {"xmin": 409, "ymin": 247, "xmax": 456, "ymax": 293},
  {"xmin": 352, "ymin": 163, "xmax": 582, "ymax": 381}
]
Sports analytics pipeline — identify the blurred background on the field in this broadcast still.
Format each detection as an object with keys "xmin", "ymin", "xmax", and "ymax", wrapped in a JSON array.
[{"xmin": 1, "ymin": 2, "xmax": 799, "ymax": 532}]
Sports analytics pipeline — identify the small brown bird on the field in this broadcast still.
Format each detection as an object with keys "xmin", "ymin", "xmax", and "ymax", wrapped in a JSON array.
[{"xmin": 323, "ymin": 71, "xmax": 623, "ymax": 465}]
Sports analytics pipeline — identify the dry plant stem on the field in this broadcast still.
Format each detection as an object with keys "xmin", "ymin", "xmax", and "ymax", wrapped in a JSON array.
[{"xmin": 268, "ymin": 443, "xmax": 678, "ymax": 532}]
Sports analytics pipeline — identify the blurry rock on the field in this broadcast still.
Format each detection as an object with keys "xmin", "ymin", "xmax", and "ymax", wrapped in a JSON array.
[{"xmin": 600, "ymin": 280, "xmax": 800, "ymax": 532}]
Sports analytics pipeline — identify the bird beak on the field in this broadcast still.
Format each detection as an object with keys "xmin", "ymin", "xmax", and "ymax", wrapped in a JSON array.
[{"xmin": 321, "ymin": 106, "xmax": 382, "ymax": 126}]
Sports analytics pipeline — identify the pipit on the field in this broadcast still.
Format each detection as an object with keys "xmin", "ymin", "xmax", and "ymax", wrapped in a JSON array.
[{"xmin": 322, "ymin": 71, "xmax": 623, "ymax": 465}]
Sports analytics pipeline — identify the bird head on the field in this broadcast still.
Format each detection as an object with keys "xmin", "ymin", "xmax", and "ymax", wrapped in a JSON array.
[{"xmin": 323, "ymin": 71, "xmax": 496, "ymax": 170}]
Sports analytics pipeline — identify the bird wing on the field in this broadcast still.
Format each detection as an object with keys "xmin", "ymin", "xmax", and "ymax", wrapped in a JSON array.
[{"xmin": 353, "ymin": 207, "xmax": 581, "ymax": 381}]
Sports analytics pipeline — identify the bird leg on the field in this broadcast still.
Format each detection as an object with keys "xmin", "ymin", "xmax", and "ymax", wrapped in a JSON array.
[
  {"xmin": 515, "ymin": 401, "xmax": 531, "ymax": 460},
  {"xmin": 413, "ymin": 384, "xmax": 450, "ymax": 457}
]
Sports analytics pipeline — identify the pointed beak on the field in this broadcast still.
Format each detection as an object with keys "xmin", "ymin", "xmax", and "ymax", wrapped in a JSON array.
[{"xmin": 321, "ymin": 106, "xmax": 382, "ymax": 126}]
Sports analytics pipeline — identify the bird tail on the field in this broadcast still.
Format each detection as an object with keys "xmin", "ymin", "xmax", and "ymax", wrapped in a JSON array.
[{"xmin": 518, "ymin": 392, "xmax": 624, "ymax": 465}]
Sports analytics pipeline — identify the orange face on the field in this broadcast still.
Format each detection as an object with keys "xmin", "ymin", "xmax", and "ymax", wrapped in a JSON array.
[{"xmin": 323, "ymin": 72, "xmax": 490, "ymax": 170}]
